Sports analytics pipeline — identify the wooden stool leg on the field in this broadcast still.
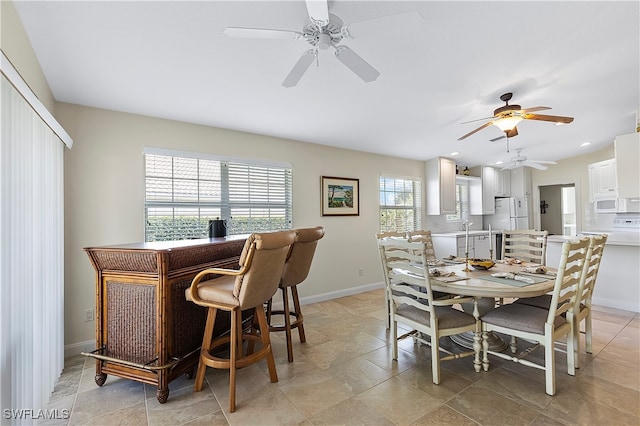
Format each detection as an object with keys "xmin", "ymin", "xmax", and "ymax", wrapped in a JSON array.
[
  {"xmin": 291, "ymin": 285, "xmax": 305, "ymax": 343},
  {"xmin": 229, "ymin": 308, "xmax": 238, "ymax": 413},
  {"xmin": 281, "ymin": 287, "xmax": 294, "ymax": 362},
  {"xmin": 195, "ymin": 307, "xmax": 217, "ymax": 392},
  {"xmin": 255, "ymin": 306, "xmax": 278, "ymax": 383}
]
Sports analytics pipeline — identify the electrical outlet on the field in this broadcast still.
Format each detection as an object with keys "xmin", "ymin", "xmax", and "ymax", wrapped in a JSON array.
[
  {"xmin": 85, "ymin": 308, "xmax": 94, "ymax": 322},
  {"xmin": 358, "ymin": 268, "xmax": 364, "ymax": 277}
]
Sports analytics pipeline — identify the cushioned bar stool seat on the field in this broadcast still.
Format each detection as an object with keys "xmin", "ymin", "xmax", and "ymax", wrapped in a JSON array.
[
  {"xmin": 266, "ymin": 226, "xmax": 324, "ymax": 362},
  {"xmin": 186, "ymin": 230, "xmax": 296, "ymax": 412}
]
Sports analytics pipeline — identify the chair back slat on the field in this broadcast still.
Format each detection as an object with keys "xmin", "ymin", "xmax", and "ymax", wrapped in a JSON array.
[
  {"xmin": 546, "ymin": 237, "xmax": 590, "ymax": 324},
  {"xmin": 502, "ymin": 230, "xmax": 549, "ymax": 265},
  {"xmin": 406, "ymin": 230, "xmax": 437, "ymax": 261},
  {"xmin": 576, "ymin": 234, "xmax": 607, "ymax": 309}
]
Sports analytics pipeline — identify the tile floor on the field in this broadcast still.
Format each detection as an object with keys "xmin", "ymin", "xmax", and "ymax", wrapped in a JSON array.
[{"xmin": 45, "ymin": 289, "xmax": 639, "ymax": 425}]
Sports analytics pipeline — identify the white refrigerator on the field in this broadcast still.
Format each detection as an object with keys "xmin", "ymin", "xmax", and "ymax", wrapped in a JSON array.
[{"xmin": 484, "ymin": 197, "xmax": 530, "ymax": 231}]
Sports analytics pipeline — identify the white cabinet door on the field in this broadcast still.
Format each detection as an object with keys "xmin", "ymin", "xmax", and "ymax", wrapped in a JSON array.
[
  {"xmin": 473, "ymin": 235, "xmax": 491, "ymax": 259},
  {"xmin": 510, "ymin": 167, "xmax": 532, "ymax": 198},
  {"xmin": 494, "ymin": 169, "xmax": 511, "ymax": 197},
  {"xmin": 431, "ymin": 236, "xmax": 459, "ymax": 259},
  {"xmin": 588, "ymin": 159, "xmax": 617, "ymax": 201},
  {"xmin": 482, "ymin": 166, "xmax": 496, "ymax": 214},
  {"xmin": 426, "ymin": 157, "xmax": 457, "ymax": 215},
  {"xmin": 615, "ymin": 133, "xmax": 639, "ymax": 199}
]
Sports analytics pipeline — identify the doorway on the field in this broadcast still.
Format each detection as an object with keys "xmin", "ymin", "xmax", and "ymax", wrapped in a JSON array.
[{"xmin": 539, "ymin": 184, "xmax": 576, "ymax": 236}]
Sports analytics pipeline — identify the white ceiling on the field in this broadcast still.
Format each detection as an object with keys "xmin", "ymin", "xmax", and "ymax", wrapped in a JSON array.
[{"xmin": 13, "ymin": 1, "xmax": 640, "ymax": 167}]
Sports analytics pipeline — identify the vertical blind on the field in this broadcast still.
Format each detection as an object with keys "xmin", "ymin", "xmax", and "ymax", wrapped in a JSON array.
[
  {"xmin": 144, "ymin": 149, "xmax": 292, "ymax": 241},
  {"xmin": 0, "ymin": 74, "xmax": 66, "ymax": 417}
]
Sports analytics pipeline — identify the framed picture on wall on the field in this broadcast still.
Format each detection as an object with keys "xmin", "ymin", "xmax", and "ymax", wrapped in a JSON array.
[{"xmin": 321, "ymin": 176, "xmax": 359, "ymax": 216}]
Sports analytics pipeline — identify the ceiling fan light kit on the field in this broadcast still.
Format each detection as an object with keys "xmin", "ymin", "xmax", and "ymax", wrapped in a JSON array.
[{"xmin": 458, "ymin": 92, "xmax": 574, "ymax": 142}]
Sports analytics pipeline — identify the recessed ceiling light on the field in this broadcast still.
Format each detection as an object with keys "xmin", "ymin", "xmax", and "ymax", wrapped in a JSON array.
[
  {"xmin": 495, "ymin": 161, "xmax": 503, "ymax": 165},
  {"xmin": 450, "ymin": 151, "xmax": 460, "ymax": 156},
  {"xmin": 580, "ymin": 142, "xmax": 591, "ymax": 147}
]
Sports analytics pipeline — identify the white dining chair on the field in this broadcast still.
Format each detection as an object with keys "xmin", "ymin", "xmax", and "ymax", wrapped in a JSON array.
[
  {"xmin": 480, "ymin": 236, "xmax": 590, "ymax": 395},
  {"xmin": 514, "ymin": 234, "xmax": 607, "ymax": 368},
  {"xmin": 378, "ymin": 237, "xmax": 481, "ymax": 383},
  {"xmin": 501, "ymin": 229, "xmax": 549, "ymax": 265}
]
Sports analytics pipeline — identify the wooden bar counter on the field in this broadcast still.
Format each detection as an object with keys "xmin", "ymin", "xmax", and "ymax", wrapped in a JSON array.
[{"xmin": 83, "ymin": 235, "xmax": 247, "ymax": 403}]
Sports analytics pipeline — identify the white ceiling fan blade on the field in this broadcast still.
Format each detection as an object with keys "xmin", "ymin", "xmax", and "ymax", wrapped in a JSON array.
[
  {"xmin": 525, "ymin": 162, "xmax": 549, "ymax": 170},
  {"xmin": 224, "ymin": 27, "xmax": 303, "ymax": 40},
  {"xmin": 500, "ymin": 164, "xmax": 517, "ymax": 171},
  {"xmin": 334, "ymin": 46, "xmax": 380, "ymax": 83},
  {"xmin": 305, "ymin": 0, "xmax": 329, "ymax": 25},
  {"xmin": 345, "ymin": 10, "xmax": 424, "ymax": 39},
  {"xmin": 282, "ymin": 50, "xmax": 316, "ymax": 88},
  {"xmin": 527, "ymin": 160, "xmax": 557, "ymax": 164}
]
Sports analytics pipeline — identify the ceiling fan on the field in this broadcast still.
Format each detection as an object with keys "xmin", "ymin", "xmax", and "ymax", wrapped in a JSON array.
[
  {"xmin": 223, "ymin": 0, "xmax": 423, "ymax": 87},
  {"xmin": 500, "ymin": 148, "xmax": 557, "ymax": 171},
  {"xmin": 458, "ymin": 92, "xmax": 574, "ymax": 141}
]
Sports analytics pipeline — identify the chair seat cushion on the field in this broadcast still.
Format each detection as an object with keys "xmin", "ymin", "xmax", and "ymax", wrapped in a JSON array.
[
  {"xmin": 395, "ymin": 304, "xmax": 475, "ymax": 329},
  {"xmin": 185, "ymin": 275, "xmax": 238, "ymax": 307},
  {"xmin": 515, "ymin": 295, "xmax": 586, "ymax": 315},
  {"xmin": 481, "ymin": 304, "xmax": 566, "ymax": 335},
  {"xmin": 514, "ymin": 294, "xmax": 552, "ymax": 309}
]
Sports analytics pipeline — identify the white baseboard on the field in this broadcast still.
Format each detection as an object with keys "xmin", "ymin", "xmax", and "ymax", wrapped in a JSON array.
[
  {"xmin": 592, "ymin": 297, "xmax": 640, "ymax": 313},
  {"xmin": 65, "ymin": 282, "xmax": 386, "ymax": 358},
  {"xmin": 65, "ymin": 339, "xmax": 96, "ymax": 359}
]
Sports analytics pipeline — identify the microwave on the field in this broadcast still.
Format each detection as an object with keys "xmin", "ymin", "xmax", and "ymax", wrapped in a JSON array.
[{"xmin": 594, "ymin": 198, "xmax": 640, "ymax": 213}]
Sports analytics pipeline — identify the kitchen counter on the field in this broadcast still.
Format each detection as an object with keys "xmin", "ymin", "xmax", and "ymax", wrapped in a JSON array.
[
  {"xmin": 431, "ymin": 230, "xmax": 500, "ymax": 237},
  {"xmin": 548, "ymin": 231, "xmax": 640, "ymax": 247},
  {"xmin": 546, "ymin": 235, "xmax": 640, "ymax": 312}
]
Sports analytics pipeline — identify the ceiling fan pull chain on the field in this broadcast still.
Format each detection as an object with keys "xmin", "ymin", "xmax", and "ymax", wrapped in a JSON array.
[{"xmin": 506, "ymin": 136, "xmax": 510, "ymax": 153}]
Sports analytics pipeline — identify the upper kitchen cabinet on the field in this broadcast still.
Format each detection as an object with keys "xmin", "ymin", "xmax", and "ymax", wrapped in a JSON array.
[
  {"xmin": 494, "ymin": 168, "xmax": 511, "ymax": 197},
  {"xmin": 426, "ymin": 157, "xmax": 456, "ymax": 215},
  {"xmin": 509, "ymin": 167, "xmax": 532, "ymax": 198},
  {"xmin": 615, "ymin": 133, "xmax": 640, "ymax": 199},
  {"xmin": 588, "ymin": 158, "xmax": 617, "ymax": 201},
  {"xmin": 469, "ymin": 166, "xmax": 496, "ymax": 214}
]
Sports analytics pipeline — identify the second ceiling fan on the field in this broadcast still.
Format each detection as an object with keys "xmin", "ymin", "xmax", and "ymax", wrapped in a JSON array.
[
  {"xmin": 223, "ymin": 0, "xmax": 423, "ymax": 87},
  {"xmin": 458, "ymin": 92, "xmax": 574, "ymax": 141}
]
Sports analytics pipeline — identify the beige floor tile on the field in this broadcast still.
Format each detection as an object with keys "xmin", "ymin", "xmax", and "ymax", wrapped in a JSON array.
[
  {"xmin": 308, "ymin": 397, "xmax": 395, "ymax": 426},
  {"xmin": 410, "ymin": 405, "xmax": 477, "ymax": 426},
  {"xmin": 355, "ymin": 376, "xmax": 442, "ymax": 425},
  {"xmin": 446, "ymin": 386, "xmax": 540, "ymax": 425},
  {"xmin": 581, "ymin": 357, "xmax": 640, "ymax": 392},
  {"xmin": 44, "ymin": 291, "xmax": 640, "ymax": 426},
  {"xmin": 276, "ymin": 367, "xmax": 356, "ymax": 417}
]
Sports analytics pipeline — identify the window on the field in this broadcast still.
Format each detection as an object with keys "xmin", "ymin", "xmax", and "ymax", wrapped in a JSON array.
[
  {"xmin": 379, "ymin": 176, "xmax": 422, "ymax": 232},
  {"xmin": 144, "ymin": 149, "xmax": 292, "ymax": 241},
  {"xmin": 446, "ymin": 182, "xmax": 470, "ymax": 222}
]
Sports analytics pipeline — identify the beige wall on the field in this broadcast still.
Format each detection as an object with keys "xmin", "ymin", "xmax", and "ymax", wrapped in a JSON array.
[
  {"xmin": 56, "ymin": 102, "xmax": 425, "ymax": 346},
  {"xmin": 1, "ymin": 0, "xmax": 55, "ymax": 111},
  {"xmin": 530, "ymin": 145, "xmax": 615, "ymax": 231}
]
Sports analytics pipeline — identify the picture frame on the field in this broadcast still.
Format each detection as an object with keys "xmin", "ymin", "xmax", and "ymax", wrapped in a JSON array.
[{"xmin": 321, "ymin": 176, "xmax": 359, "ymax": 216}]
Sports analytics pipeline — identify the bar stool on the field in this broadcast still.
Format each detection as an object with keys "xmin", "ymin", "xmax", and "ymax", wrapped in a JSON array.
[
  {"xmin": 266, "ymin": 226, "xmax": 325, "ymax": 362},
  {"xmin": 186, "ymin": 230, "xmax": 296, "ymax": 412}
]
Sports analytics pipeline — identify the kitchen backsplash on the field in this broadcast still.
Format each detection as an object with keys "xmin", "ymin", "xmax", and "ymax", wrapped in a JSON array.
[{"xmin": 425, "ymin": 214, "xmax": 484, "ymax": 232}]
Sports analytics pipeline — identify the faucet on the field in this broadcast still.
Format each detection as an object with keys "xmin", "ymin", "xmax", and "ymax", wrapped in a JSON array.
[{"xmin": 462, "ymin": 221, "xmax": 473, "ymax": 231}]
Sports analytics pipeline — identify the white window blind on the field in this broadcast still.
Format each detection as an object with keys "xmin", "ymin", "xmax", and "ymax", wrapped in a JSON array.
[
  {"xmin": 379, "ymin": 176, "xmax": 422, "ymax": 232},
  {"xmin": 144, "ymin": 150, "xmax": 292, "ymax": 241},
  {"xmin": 446, "ymin": 182, "xmax": 470, "ymax": 222},
  {"xmin": 1, "ymin": 73, "xmax": 67, "ymax": 416}
]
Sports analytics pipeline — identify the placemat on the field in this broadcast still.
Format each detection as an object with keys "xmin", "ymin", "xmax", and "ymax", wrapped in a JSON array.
[
  {"xmin": 432, "ymin": 276, "xmax": 470, "ymax": 283},
  {"xmin": 480, "ymin": 275, "xmax": 550, "ymax": 287}
]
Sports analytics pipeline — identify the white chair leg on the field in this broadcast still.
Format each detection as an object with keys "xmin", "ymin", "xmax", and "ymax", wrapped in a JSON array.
[
  {"xmin": 391, "ymin": 319, "xmax": 398, "ymax": 360},
  {"xmin": 544, "ymin": 342, "xmax": 556, "ymax": 396},
  {"xmin": 431, "ymin": 334, "xmax": 440, "ymax": 384},
  {"xmin": 585, "ymin": 313, "xmax": 593, "ymax": 354}
]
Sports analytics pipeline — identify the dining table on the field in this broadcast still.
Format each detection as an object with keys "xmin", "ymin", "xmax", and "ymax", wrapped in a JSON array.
[{"xmin": 427, "ymin": 259, "xmax": 557, "ymax": 352}]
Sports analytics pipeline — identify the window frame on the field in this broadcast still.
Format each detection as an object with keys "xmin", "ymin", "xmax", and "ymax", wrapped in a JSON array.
[
  {"xmin": 143, "ymin": 147, "xmax": 292, "ymax": 242},
  {"xmin": 379, "ymin": 175, "xmax": 423, "ymax": 233}
]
